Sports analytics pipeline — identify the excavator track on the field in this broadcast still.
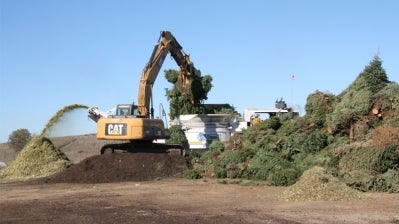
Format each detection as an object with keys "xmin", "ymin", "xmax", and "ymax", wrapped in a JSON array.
[{"xmin": 100, "ymin": 141, "xmax": 185, "ymax": 156}]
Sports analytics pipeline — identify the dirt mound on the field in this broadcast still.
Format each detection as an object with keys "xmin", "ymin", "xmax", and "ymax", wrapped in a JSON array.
[{"xmin": 46, "ymin": 153, "xmax": 188, "ymax": 183}]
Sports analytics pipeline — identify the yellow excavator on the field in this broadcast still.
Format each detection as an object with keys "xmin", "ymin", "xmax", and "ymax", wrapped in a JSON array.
[{"xmin": 88, "ymin": 31, "xmax": 201, "ymax": 155}]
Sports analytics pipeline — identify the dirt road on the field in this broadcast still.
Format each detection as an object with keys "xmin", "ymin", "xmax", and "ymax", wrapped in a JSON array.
[{"xmin": 1, "ymin": 178, "xmax": 398, "ymax": 224}]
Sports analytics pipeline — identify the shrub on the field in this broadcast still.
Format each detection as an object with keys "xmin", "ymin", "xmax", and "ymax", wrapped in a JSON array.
[
  {"xmin": 339, "ymin": 144, "xmax": 399, "ymax": 173},
  {"xmin": 344, "ymin": 169, "xmax": 399, "ymax": 193},
  {"xmin": 252, "ymin": 129, "xmax": 278, "ymax": 152},
  {"xmin": 327, "ymin": 87, "xmax": 373, "ymax": 133},
  {"xmin": 368, "ymin": 169, "xmax": 399, "ymax": 193},
  {"xmin": 260, "ymin": 116, "xmax": 282, "ymax": 131},
  {"xmin": 293, "ymin": 149, "xmax": 332, "ymax": 173},
  {"xmin": 268, "ymin": 166, "xmax": 301, "ymax": 186},
  {"xmin": 280, "ymin": 132, "xmax": 306, "ymax": 152},
  {"xmin": 166, "ymin": 125, "xmax": 189, "ymax": 149},
  {"xmin": 184, "ymin": 169, "xmax": 201, "ymax": 179},
  {"xmin": 214, "ymin": 148, "xmax": 253, "ymax": 178},
  {"xmin": 242, "ymin": 126, "xmax": 259, "ymax": 144},
  {"xmin": 191, "ymin": 141, "xmax": 228, "ymax": 177},
  {"xmin": 209, "ymin": 140, "xmax": 225, "ymax": 153},
  {"xmin": 304, "ymin": 91, "xmax": 335, "ymax": 127},
  {"xmin": 277, "ymin": 117, "xmax": 305, "ymax": 136},
  {"xmin": 302, "ymin": 130, "xmax": 328, "ymax": 153},
  {"xmin": 245, "ymin": 150, "xmax": 270, "ymax": 179}
]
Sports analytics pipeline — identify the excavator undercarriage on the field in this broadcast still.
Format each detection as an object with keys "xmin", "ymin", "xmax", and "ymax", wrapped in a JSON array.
[{"xmin": 100, "ymin": 141, "xmax": 185, "ymax": 156}]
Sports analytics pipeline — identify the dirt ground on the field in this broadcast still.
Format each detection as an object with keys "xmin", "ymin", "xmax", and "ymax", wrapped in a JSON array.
[
  {"xmin": 0, "ymin": 178, "xmax": 398, "ymax": 224},
  {"xmin": 1, "ymin": 135, "xmax": 399, "ymax": 224}
]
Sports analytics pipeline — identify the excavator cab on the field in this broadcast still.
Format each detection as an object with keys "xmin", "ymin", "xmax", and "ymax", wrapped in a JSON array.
[{"xmin": 115, "ymin": 104, "xmax": 139, "ymax": 117}]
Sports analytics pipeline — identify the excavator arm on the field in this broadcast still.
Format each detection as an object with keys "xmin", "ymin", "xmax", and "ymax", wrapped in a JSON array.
[{"xmin": 137, "ymin": 31, "xmax": 200, "ymax": 118}]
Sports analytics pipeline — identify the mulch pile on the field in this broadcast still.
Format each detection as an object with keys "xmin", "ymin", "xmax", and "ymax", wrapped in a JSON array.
[
  {"xmin": 279, "ymin": 166, "xmax": 366, "ymax": 201},
  {"xmin": 45, "ymin": 152, "xmax": 188, "ymax": 184},
  {"xmin": 0, "ymin": 136, "xmax": 71, "ymax": 180}
]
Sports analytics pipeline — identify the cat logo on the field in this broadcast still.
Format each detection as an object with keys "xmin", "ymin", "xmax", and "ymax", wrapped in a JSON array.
[{"xmin": 105, "ymin": 123, "xmax": 127, "ymax": 136}]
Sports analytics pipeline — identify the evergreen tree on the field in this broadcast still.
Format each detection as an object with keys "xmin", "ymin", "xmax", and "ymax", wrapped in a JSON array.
[{"xmin": 360, "ymin": 55, "xmax": 389, "ymax": 94}]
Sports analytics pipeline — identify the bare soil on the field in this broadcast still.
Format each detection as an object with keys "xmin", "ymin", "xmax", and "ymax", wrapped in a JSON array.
[
  {"xmin": 1, "ymin": 178, "xmax": 399, "ymax": 224},
  {"xmin": 1, "ymin": 135, "xmax": 399, "ymax": 224}
]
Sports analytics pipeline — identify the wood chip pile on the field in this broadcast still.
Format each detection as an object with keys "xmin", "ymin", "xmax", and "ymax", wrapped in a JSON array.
[{"xmin": 279, "ymin": 166, "xmax": 366, "ymax": 201}]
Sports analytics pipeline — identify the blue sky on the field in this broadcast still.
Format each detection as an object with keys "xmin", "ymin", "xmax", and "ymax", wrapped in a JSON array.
[{"xmin": 1, "ymin": 0, "xmax": 398, "ymax": 142}]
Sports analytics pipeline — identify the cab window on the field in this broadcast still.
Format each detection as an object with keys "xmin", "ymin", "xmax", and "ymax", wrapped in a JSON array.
[{"xmin": 117, "ymin": 108, "xmax": 129, "ymax": 116}]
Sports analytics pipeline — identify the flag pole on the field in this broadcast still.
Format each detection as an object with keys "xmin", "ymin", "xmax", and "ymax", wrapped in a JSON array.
[{"xmin": 290, "ymin": 74, "xmax": 295, "ymax": 108}]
